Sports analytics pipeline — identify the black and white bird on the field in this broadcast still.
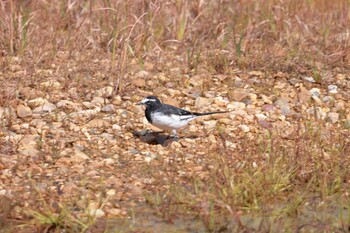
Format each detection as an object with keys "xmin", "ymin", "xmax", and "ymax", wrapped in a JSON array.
[{"xmin": 138, "ymin": 96, "xmax": 229, "ymax": 138}]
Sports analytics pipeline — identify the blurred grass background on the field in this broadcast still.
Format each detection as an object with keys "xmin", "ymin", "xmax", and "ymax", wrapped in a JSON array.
[
  {"xmin": 1, "ymin": 1, "xmax": 350, "ymax": 232},
  {"xmin": 1, "ymin": 0, "xmax": 349, "ymax": 72}
]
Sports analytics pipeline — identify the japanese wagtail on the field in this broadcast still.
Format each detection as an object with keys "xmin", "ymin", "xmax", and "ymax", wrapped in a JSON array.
[{"xmin": 138, "ymin": 96, "xmax": 229, "ymax": 138}]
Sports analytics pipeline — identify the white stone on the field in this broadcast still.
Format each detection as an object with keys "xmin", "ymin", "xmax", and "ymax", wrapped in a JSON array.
[
  {"xmin": 322, "ymin": 96, "xmax": 334, "ymax": 103},
  {"xmin": 303, "ymin": 76, "xmax": 316, "ymax": 83},
  {"xmin": 195, "ymin": 97, "xmax": 213, "ymax": 108},
  {"xmin": 40, "ymin": 102, "xmax": 57, "ymax": 112},
  {"xmin": 306, "ymin": 107, "xmax": 327, "ymax": 120},
  {"xmin": 95, "ymin": 86, "xmax": 113, "ymax": 97},
  {"xmin": 41, "ymin": 80, "xmax": 61, "ymax": 89},
  {"xmin": 112, "ymin": 124, "xmax": 122, "ymax": 130},
  {"xmin": 238, "ymin": 124, "xmax": 250, "ymax": 132},
  {"xmin": 88, "ymin": 209, "xmax": 105, "ymax": 218},
  {"xmin": 225, "ymin": 141, "xmax": 237, "ymax": 149},
  {"xmin": 328, "ymin": 85, "xmax": 338, "ymax": 94},
  {"xmin": 255, "ymin": 113, "xmax": 267, "ymax": 120},
  {"xmin": 102, "ymin": 104, "xmax": 115, "ymax": 112},
  {"xmin": 91, "ymin": 97, "xmax": 105, "ymax": 106},
  {"xmin": 327, "ymin": 112, "xmax": 339, "ymax": 123},
  {"xmin": 57, "ymin": 100, "xmax": 77, "ymax": 108},
  {"xmin": 309, "ymin": 88, "xmax": 321, "ymax": 97},
  {"xmin": 27, "ymin": 98, "xmax": 47, "ymax": 107}
]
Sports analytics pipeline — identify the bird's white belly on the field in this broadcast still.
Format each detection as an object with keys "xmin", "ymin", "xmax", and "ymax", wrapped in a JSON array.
[{"xmin": 151, "ymin": 112, "xmax": 195, "ymax": 130}]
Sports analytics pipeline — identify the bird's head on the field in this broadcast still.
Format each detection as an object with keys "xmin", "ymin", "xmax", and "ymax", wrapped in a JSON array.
[{"xmin": 137, "ymin": 96, "xmax": 162, "ymax": 108}]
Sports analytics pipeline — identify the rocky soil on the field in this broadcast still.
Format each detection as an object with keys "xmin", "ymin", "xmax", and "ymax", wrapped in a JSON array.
[
  {"xmin": 1, "ymin": 1, "xmax": 350, "ymax": 232},
  {"xmin": 1, "ymin": 50, "xmax": 350, "ymax": 231}
]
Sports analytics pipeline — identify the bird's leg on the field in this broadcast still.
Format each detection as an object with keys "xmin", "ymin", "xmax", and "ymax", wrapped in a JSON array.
[{"xmin": 171, "ymin": 129, "xmax": 179, "ymax": 141}]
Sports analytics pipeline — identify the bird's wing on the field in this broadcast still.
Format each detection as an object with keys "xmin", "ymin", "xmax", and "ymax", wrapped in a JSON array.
[{"xmin": 160, "ymin": 104, "xmax": 197, "ymax": 121}]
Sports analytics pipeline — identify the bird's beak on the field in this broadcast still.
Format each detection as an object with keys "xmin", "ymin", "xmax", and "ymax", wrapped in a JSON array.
[{"xmin": 137, "ymin": 102, "xmax": 145, "ymax": 105}]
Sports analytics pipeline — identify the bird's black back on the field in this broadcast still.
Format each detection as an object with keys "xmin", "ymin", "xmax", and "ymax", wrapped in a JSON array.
[{"xmin": 143, "ymin": 96, "xmax": 229, "ymax": 123}]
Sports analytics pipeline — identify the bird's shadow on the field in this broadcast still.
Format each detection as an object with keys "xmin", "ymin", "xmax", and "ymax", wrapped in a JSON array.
[{"xmin": 133, "ymin": 130, "xmax": 198, "ymax": 146}]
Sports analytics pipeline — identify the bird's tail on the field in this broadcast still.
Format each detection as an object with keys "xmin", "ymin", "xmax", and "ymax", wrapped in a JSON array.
[{"xmin": 194, "ymin": 111, "xmax": 230, "ymax": 116}]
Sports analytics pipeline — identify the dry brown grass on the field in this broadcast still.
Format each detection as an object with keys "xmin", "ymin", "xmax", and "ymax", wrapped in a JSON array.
[
  {"xmin": 1, "ymin": 0, "xmax": 350, "ymax": 232},
  {"xmin": 1, "ymin": 0, "xmax": 349, "ymax": 72}
]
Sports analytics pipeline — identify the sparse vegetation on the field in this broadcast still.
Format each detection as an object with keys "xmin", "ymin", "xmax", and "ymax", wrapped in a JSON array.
[{"xmin": 1, "ymin": 0, "xmax": 350, "ymax": 232}]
